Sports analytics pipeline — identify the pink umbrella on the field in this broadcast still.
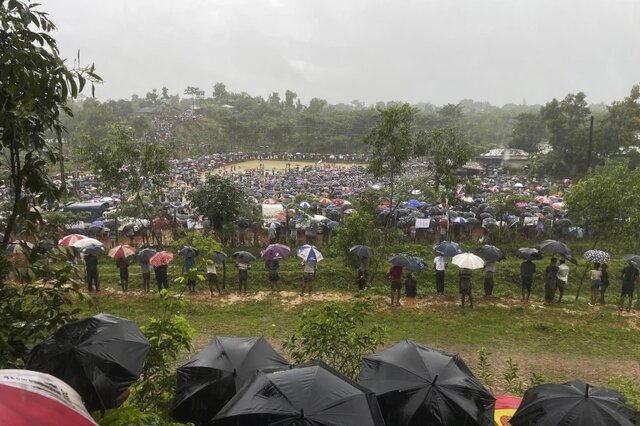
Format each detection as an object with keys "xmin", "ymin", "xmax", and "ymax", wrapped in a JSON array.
[
  {"xmin": 150, "ymin": 251, "xmax": 174, "ymax": 267},
  {"xmin": 0, "ymin": 369, "xmax": 97, "ymax": 426},
  {"xmin": 535, "ymin": 196, "xmax": 552, "ymax": 204},
  {"xmin": 515, "ymin": 202, "xmax": 527, "ymax": 208},
  {"xmin": 58, "ymin": 234, "xmax": 87, "ymax": 247}
]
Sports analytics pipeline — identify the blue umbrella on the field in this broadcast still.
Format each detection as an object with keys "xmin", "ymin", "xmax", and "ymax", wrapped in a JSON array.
[
  {"xmin": 326, "ymin": 220, "xmax": 340, "ymax": 229},
  {"xmin": 297, "ymin": 245, "xmax": 323, "ymax": 262},
  {"xmin": 406, "ymin": 199, "xmax": 421, "ymax": 208},
  {"xmin": 299, "ymin": 201, "xmax": 311, "ymax": 209}
]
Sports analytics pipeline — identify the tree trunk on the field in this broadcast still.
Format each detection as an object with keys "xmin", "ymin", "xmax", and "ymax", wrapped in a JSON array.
[
  {"xmin": 2, "ymin": 140, "xmax": 22, "ymax": 250},
  {"xmin": 575, "ymin": 236, "xmax": 599, "ymax": 301}
]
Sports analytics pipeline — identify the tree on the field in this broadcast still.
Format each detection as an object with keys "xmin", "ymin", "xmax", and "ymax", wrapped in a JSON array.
[
  {"xmin": 540, "ymin": 92, "xmax": 591, "ymax": 176},
  {"xmin": 187, "ymin": 175, "xmax": 245, "ymax": 233},
  {"xmin": 437, "ymin": 103, "xmax": 464, "ymax": 126},
  {"xmin": 284, "ymin": 90, "xmax": 297, "ymax": 108},
  {"xmin": 564, "ymin": 161, "xmax": 640, "ymax": 244},
  {"xmin": 416, "ymin": 125, "xmax": 472, "ymax": 194},
  {"xmin": 0, "ymin": 0, "xmax": 100, "ymax": 249},
  {"xmin": 364, "ymin": 104, "xmax": 417, "ymax": 211},
  {"xmin": 509, "ymin": 112, "xmax": 546, "ymax": 152},
  {"xmin": 212, "ymin": 82, "xmax": 228, "ymax": 100},
  {"xmin": 596, "ymin": 84, "xmax": 640, "ymax": 159}
]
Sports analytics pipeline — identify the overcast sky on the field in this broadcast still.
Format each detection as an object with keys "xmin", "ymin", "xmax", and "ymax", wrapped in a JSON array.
[{"xmin": 44, "ymin": 0, "xmax": 640, "ymax": 107}]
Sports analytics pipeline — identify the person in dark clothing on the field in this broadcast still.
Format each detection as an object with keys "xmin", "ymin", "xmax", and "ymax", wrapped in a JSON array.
[
  {"xmin": 459, "ymin": 268, "xmax": 473, "ymax": 308},
  {"xmin": 483, "ymin": 261, "xmax": 496, "ymax": 297},
  {"xmin": 389, "ymin": 265, "xmax": 403, "ymax": 306},
  {"xmin": 520, "ymin": 259, "xmax": 536, "ymax": 302},
  {"xmin": 266, "ymin": 259, "xmax": 280, "ymax": 292},
  {"xmin": 356, "ymin": 268, "xmax": 367, "ymax": 290},
  {"xmin": 154, "ymin": 264, "xmax": 169, "ymax": 291},
  {"xmin": 544, "ymin": 258, "xmax": 559, "ymax": 304},
  {"xmin": 404, "ymin": 273, "xmax": 417, "ymax": 298},
  {"xmin": 85, "ymin": 253, "xmax": 99, "ymax": 291},
  {"xmin": 116, "ymin": 256, "xmax": 130, "ymax": 292},
  {"xmin": 599, "ymin": 263, "xmax": 610, "ymax": 305},
  {"xmin": 619, "ymin": 262, "xmax": 639, "ymax": 312}
]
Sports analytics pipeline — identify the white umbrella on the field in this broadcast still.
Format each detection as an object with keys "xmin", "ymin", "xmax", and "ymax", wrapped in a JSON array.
[
  {"xmin": 72, "ymin": 238, "xmax": 104, "ymax": 250},
  {"xmin": 452, "ymin": 253, "xmax": 485, "ymax": 270}
]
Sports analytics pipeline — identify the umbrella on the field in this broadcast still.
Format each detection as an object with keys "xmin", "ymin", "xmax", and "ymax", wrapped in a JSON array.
[
  {"xmin": 261, "ymin": 244, "xmax": 291, "ymax": 260},
  {"xmin": 170, "ymin": 336, "xmax": 290, "ymax": 425},
  {"xmin": 433, "ymin": 241, "xmax": 464, "ymax": 257},
  {"xmin": 297, "ymin": 245, "xmax": 323, "ymax": 262},
  {"xmin": 326, "ymin": 220, "xmax": 340, "ymax": 229},
  {"xmin": 58, "ymin": 234, "xmax": 87, "ymax": 247},
  {"xmin": 72, "ymin": 238, "xmax": 104, "ymax": 251},
  {"xmin": 26, "ymin": 314, "xmax": 149, "ymax": 413},
  {"xmin": 150, "ymin": 251, "xmax": 174, "ymax": 267},
  {"xmin": 494, "ymin": 395, "xmax": 521, "ymax": 426},
  {"xmin": 538, "ymin": 240, "xmax": 572, "ymax": 258},
  {"xmin": 350, "ymin": 245, "xmax": 373, "ymax": 258},
  {"xmin": 359, "ymin": 340, "xmax": 495, "ymax": 426},
  {"xmin": 178, "ymin": 246, "xmax": 199, "ymax": 258},
  {"xmin": 91, "ymin": 220, "xmax": 104, "ymax": 228},
  {"xmin": 137, "ymin": 248, "xmax": 157, "ymax": 262},
  {"xmin": 510, "ymin": 380, "xmax": 637, "ymax": 426},
  {"xmin": 622, "ymin": 254, "xmax": 640, "ymax": 268},
  {"xmin": 389, "ymin": 254, "xmax": 426, "ymax": 271},
  {"xmin": 299, "ymin": 201, "xmax": 311, "ymax": 209},
  {"xmin": 108, "ymin": 245, "xmax": 137, "ymax": 259},
  {"xmin": 212, "ymin": 251, "xmax": 228, "ymax": 263},
  {"xmin": 452, "ymin": 253, "xmax": 485, "ymax": 270},
  {"xmin": 214, "ymin": 362, "xmax": 385, "ymax": 426},
  {"xmin": 406, "ymin": 199, "xmax": 421, "ymax": 208},
  {"xmin": 81, "ymin": 246, "xmax": 105, "ymax": 256},
  {"xmin": 475, "ymin": 245, "xmax": 505, "ymax": 262},
  {"xmin": 515, "ymin": 248, "xmax": 543, "ymax": 261},
  {"xmin": 583, "ymin": 250, "xmax": 611, "ymax": 264},
  {"xmin": 0, "ymin": 369, "xmax": 97, "ymax": 426},
  {"xmin": 233, "ymin": 251, "xmax": 257, "ymax": 263}
]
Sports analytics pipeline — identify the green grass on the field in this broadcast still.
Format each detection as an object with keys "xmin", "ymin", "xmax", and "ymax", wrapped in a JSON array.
[{"xmin": 77, "ymin": 239, "xmax": 640, "ymax": 392}]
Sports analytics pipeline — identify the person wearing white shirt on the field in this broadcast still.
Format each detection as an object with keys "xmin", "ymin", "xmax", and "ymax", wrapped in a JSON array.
[
  {"xmin": 556, "ymin": 258, "xmax": 570, "ymax": 302},
  {"xmin": 434, "ymin": 255, "xmax": 446, "ymax": 295}
]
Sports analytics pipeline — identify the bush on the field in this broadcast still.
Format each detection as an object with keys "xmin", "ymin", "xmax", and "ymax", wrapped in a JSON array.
[{"xmin": 282, "ymin": 296, "xmax": 385, "ymax": 380}]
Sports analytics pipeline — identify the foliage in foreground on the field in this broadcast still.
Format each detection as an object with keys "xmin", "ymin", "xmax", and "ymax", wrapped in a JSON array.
[
  {"xmin": 95, "ymin": 406, "xmax": 189, "ymax": 426},
  {"xmin": 282, "ymin": 296, "xmax": 385, "ymax": 380},
  {"xmin": 128, "ymin": 290, "xmax": 194, "ymax": 413}
]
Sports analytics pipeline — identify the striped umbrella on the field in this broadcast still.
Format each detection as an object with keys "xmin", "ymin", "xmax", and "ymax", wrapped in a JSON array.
[
  {"xmin": 150, "ymin": 251, "xmax": 174, "ymax": 267},
  {"xmin": 108, "ymin": 245, "xmax": 137, "ymax": 259},
  {"xmin": 58, "ymin": 234, "xmax": 87, "ymax": 247}
]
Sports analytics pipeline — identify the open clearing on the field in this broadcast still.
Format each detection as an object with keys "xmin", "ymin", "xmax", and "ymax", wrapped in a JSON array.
[{"xmin": 211, "ymin": 159, "xmax": 365, "ymax": 172}]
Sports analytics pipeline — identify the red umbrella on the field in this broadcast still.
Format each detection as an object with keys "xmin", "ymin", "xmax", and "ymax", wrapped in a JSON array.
[
  {"xmin": 150, "ymin": 251, "xmax": 174, "ymax": 267},
  {"xmin": 0, "ymin": 369, "xmax": 97, "ymax": 426},
  {"xmin": 108, "ymin": 245, "xmax": 137, "ymax": 259},
  {"xmin": 58, "ymin": 234, "xmax": 87, "ymax": 247}
]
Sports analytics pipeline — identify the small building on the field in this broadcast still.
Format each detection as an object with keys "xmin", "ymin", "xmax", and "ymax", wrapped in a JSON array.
[{"xmin": 477, "ymin": 148, "xmax": 529, "ymax": 169}]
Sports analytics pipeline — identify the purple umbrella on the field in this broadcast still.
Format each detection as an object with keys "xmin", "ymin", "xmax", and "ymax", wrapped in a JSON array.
[{"xmin": 260, "ymin": 244, "xmax": 291, "ymax": 260}]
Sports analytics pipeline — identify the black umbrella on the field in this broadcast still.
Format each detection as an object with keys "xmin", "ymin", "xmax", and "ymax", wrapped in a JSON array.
[
  {"xmin": 137, "ymin": 248, "xmax": 157, "ymax": 262},
  {"xmin": 359, "ymin": 340, "xmax": 495, "ymax": 426},
  {"xmin": 178, "ymin": 245, "xmax": 199, "ymax": 258},
  {"xmin": 170, "ymin": 336, "xmax": 290, "ymax": 425},
  {"xmin": 622, "ymin": 254, "xmax": 640, "ymax": 268},
  {"xmin": 433, "ymin": 241, "xmax": 464, "ymax": 257},
  {"xmin": 389, "ymin": 254, "xmax": 424, "ymax": 271},
  {"xmin": 538, "ymin": 240, "xmax": 572, "ymax": 258},
  {"xmin": 510, "ymin": 380, "xmax": 637, "ymax": 426},
  {"xmin": 350, "ymin": 245, "xmax": 373, "ymax": 258},
  {"xmin": 26, "ymin": 313, "xmax": 149, "ymax": 413},
  {"xmin": 233, "ymin": 251, "xmax": 256, "ymax": 263},
  {"xmin": 515, "ymin": 247, "xmax": 543, "ymax": 261},
  {"xmin": 213, "ymin": 362, "xmax": 385, "ymax": 426},
  {"xmin": 475, "ymin": 245, "xmax": 505, "ymax": 262}
]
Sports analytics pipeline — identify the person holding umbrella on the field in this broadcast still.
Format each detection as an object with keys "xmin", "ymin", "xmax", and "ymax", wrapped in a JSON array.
[
  {"xmin": 206, "ymin": 259, "xmax": 220, "ymax": 295},
  {"xmin": 389, "ymin": 264, "xmax": 403, "ymax": 306},
  {"xmin": 619, "ymin": 260, "xmax": 638, "ymax": 312},
  {"xmin": 115, "ymin": 256, "xmax": 130, "ymax": 292},
  {"xmin": 520, "ymin": 259, "xmax": 536, "ymax": 302},
  {"xmin": 452, "ymin": 253, "xmax": 485, "ymax": 309},
  {"xmin": 85, "ymin": 253, "xmax": 99, "ymax": 292},
  {"xmin": 556, "ymin": 258, "xmax": 570, "ymax": 302},
  {"xmin": 137, "ymin": 248, "xmax": 156, "ymax": 293},
  {"xmin": 150, "ymin": 251, "xmax": 173, "ymax": 292},
  {"xmin": 236, "ymin": 260, "xmax": 251, "ymax": 295},
  {"xmin": 301, "ymin": 259, "xmax": 317, "ymax": 296},
  {"xmin": 433, "ymin": 254, "xmax": 446, "ymax": 296},
  {"xmin": 589, "ymin": 262, "xmax": 602, "ymax": 306},
  {"xmin": 544, "ymin": 258, "xmax": 559, "ymax": 304},
  {"xmin": 265, "ymin": 258, "xmax": 280, "ymax": 292}
]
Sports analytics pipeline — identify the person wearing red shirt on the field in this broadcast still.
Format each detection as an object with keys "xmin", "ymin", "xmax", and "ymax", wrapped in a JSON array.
[{"xmin": 389, "ymin": 265, "xmax": 403, "ymax": 306}]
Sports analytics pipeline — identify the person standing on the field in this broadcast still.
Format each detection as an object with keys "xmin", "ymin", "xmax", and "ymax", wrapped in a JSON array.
[
  {"xmin": 389, "ymin": 264, "xmax": 403, "ymax": 306},
  {"xmin": 138, "ymin": 255, "xmax": 151, "ymax": 292},
  {"xmin": 300, "ymin": 259, "xmax": 317, "ymax": 296},
  {"xmin": 619, "ymin": 261, "xmax": 639, "ymax": 312},
  {"xmin": 405, "ymin": 272, "xmax": 417, "ymax": 298},
  {"xmin": 266, "ymin": 259, "xmax": 280, "ymax": 292},
  {"xmin": 589, "ymin": 262, "xmax": 602, "ymax": 306},
  {"xmin": 154, "ymin": 264, "xmax": 169, "ymax": 292},
  {"xmin": 599, "ymin": 263, "xmax": 610, "ymax": 305},
  {"xmin": 206, "ymin": 260, "xmax": 220, "ymax": 295},
  {"xmin": 483, "ymin": 260, "xmax": 496, "ymax": 297},
  {"xmin": 434, "ymin": 255, "xmax": 446, "ymax": 295},
  {"xmin": 183, "ymin": 255, "xmax": 197, "ymax": 292},
  {"xmin": 236, "ymin": 260, "xmax": 250, "ymax": 294},
  {"xmin": 116, "ymin": 256, "xmax": 130, "ymax": 292},
  {"xmin": 459, "ymin": 268, "xmax": 473, "ymax": 308},
  {"xmin": 520, "ymin": 259, "xmax": 536, "ymax": 302},
  {"xmin": 556, "ymin": 258, "xmax": 570, "ymax": 302},
  {"xmin": 356, "ymin": 269, "xmax": 367, "ymax": 290},
  {"xmin": 85, "ymin": 253, "xmax": 99, "ymax": 292},
  {"xmin": 544, "ymin": 258, "xmax": 559, "ymax": 304}
]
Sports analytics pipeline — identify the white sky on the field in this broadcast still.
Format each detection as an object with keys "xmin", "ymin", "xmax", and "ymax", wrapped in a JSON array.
[{"xmin": 43, "ymin": 0, "xmax": 640, "ymax": 106}]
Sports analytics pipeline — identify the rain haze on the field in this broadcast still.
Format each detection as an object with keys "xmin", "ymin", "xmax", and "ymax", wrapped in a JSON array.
[{"xmin": 46, "ymin": 0, "xmax": 640, "ymax": 106}]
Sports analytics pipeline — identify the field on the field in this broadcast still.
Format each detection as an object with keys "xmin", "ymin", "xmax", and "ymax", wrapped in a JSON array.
[
  {"xmin": 211, "ymin": 159, "xmax": 365, "ymax": 172},
  {"xmin": 82, "ymin": 240, "xmax": 640, "ymax": 395}
]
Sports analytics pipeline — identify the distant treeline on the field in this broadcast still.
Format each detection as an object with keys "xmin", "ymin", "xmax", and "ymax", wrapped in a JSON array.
[{"xmin": 63, "ymin": 82, "xmax": 640, "ymax": 176}]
